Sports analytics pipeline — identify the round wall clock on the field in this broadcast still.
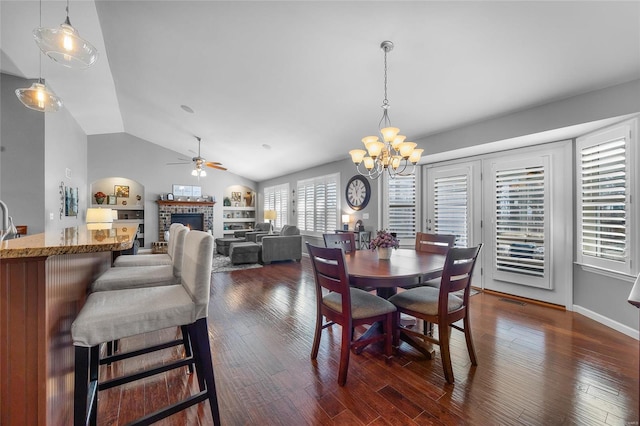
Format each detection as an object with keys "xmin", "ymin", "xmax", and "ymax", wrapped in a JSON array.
[{"xmin": 345, "ymin": 175, "xmax": 371, "ymax": 211}]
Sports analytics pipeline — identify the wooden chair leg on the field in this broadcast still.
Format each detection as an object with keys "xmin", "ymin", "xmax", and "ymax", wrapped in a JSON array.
[
  {"xmin": 310, "ymin": 311, "xmax": 322, "ymax": 360},
  {"xmin": 384, "ymin": 314, "xmax": 393, "ymax": 363},
  {"xmin": 189, "ymin": 318, "xmax": 222, "ymax": 426},
  {"xmin": 393, "ymin": 311, "xmax": 401, "ymax": 347},
  {"xmin": 338, "ymin": 323, "xmax": 352, "ymax": 386},
  {"xmin": 463, "ymin": 315, "xmax": 478, "ymax": 366},
  {"xmin": 438, "ymin": 324, "xmax": 454, "ymax": 384}
]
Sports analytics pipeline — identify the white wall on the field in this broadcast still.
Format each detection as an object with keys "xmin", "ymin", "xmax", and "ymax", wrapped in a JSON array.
[{"xmin": 87, "ymin": 132, "xmax": 257, "ymax": 245}]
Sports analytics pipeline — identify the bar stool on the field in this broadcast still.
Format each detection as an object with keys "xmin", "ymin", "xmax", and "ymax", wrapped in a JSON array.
[
  {"xmin": 91, "ymin": 225, "xmax": 188, "ymax": 291},
  {"xmin": 113, "ymin": 222, "xmax": 184, "ymax": 267},
  {"xmin": 71, "ymin": 231, "xmax": 221, "ymax": 425}
]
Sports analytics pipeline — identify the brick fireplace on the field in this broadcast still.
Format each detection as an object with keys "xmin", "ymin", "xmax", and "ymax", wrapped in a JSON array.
[{"xmin": 157, "ymin": 201, "xmax": 215, "ymax": 241}]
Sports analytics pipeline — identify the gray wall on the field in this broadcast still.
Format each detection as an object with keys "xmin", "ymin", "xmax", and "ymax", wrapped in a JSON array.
[
  {"xmin": 87, "ymin": 132, "xmax": 257, "ymax": 246},
  {"xmin": 1, "ymin": 73, "xmax": 45, "ymax": 234}
]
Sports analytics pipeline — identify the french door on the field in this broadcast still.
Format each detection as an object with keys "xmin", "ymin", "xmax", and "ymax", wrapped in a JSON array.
[{"xmin": 425, "ymin": 142, "xmax": 573, "ymax": 307}]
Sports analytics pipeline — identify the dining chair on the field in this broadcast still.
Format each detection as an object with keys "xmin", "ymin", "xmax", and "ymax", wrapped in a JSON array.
[
  {"xmin": 323, "ymin": 232, "xmax": 357, "ymax": 253},
  {"xmin": 306, "ymin": 243, "xmax": 396, "ymax": 386},
  {"xmin": 415, "ymin": 232, "xmax": 456, "ymax": 254},
  {"xmin": 388, "ymin": 244, "xmax": 482, "ymax": 384},
  {"xmin": 71, "ymin": 231, "xmax": 221, "ymax": 425}
]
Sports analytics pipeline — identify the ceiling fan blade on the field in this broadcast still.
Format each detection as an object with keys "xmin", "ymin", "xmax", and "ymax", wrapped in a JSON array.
[
  {"xmin": 206, "ymin": 163, "xmax": 227, "ymax": 171},
  {"xmin": 205, "ymin": 161, "xmax": 222, "ymax": 166},
  {"xmin": 177, "ymin": 157, "xmax": 192, "ymax": 162},
  {"xmin": 166, "ymin": 162, "xmax": 191, "ymax": 165}
]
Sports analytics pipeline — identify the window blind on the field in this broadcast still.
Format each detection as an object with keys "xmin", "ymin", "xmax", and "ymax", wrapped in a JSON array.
[
  {"xmin": 297, "ymin": 174, "xmax": 339, "ymax": 234},
  {"xmin": 495, "ymin": 165, "xmax": 545, "ymax": 278},
  {"xmin": 264, "ymin": 183, "xmax": 289, "ymax": 229},
  {"xmin": 433, "ymin": 174, "xmax": 468, "ymax": 247},
  {"xmin": 388, "ymin": 174, "xmax": 416, "ymax": 240},
  {"xmin": 580, "ymin": 138, "xmax": 627, "ymax": 262}
]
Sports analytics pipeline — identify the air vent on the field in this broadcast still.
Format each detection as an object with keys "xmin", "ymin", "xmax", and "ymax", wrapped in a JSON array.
[{"xmin": 499, "ymin": 298, "xmax": 526, "ymax": 306}]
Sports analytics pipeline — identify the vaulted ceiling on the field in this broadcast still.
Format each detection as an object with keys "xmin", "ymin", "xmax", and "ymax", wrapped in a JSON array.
[{"xmin": 2, "ymin": 1, "xmax": 639, "ymax": 181}]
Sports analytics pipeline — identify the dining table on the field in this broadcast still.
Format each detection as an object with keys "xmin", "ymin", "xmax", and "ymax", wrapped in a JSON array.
[
  {"xmin": 343, "ymin": 248, "xmax": 447, "ymax": 357},
  {"xmin": 344, "ymin": 248, "xmax": 447, "ymax": 298}
]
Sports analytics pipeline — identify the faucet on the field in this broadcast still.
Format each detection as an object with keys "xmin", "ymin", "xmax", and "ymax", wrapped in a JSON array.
[{"xmin": 0, "ymin": 199, "xmax": 17, "ymax": 242}]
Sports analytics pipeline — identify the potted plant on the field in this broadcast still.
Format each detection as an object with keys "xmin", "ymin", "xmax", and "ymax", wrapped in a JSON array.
[
  {"xmin": 369, "ymin": 229, "xmax": 399, "ymax": 260},
  {"xmin": 94, "ymin": 191, "xmax": 106, "ymax": 204}
]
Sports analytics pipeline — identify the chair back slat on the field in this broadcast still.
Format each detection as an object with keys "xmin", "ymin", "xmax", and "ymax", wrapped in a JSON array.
[
  {"xmin": 415, "ymin": 232, "xmax": 456, "ymax": 254},
  {"xmin": 306, "ymin": 243, "xmax": 351, "ymax": 313},
  {"xmin": 439, "ymin": 245, "xmax": 482, "ymax": 310},
  {"xmin": 323, "ymin": 233, "xmax": 357, "ymax": 253}
]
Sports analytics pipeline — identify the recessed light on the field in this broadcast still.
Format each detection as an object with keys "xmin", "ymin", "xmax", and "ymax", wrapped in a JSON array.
[
  {"xmin": 180, "ymin": 105, "xmax": 194, "ymax": 113},
  {"xmin": 262, "ymin": 144, "xmax": 271, "ymax": 150}
]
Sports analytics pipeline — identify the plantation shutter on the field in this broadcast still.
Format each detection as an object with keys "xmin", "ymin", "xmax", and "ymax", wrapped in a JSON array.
[
  {"xmin": 264, "ymin": 183, "xmax": 289, "ymax": 228},
  {"xmin": 492, "ymin": 158, "xmax": 550, "ymax": 289},
  {"xmin": 433, "ymin": 174, "xmax": 469, "ymax": 247},
  {"xmin": 297, "ymin": 174, "xmax": 339, "ymax": 234},
  {"xmin": 577, "ymin": 123, "xmax": 632, "ymax": 274},
  {"xmin": 388, "ymin": 174, "xmax": 416, "ymax": 240}
]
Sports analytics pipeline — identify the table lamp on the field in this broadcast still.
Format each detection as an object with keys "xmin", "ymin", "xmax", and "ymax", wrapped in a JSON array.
[
  {"xmin": 342, "ymin": 214, "xmax": 350, "ymax": 231},
  {"xmin": 264, "ymin": 210, "xmax": 277, "ymax": 234},
  {"xmin": 86, "ymin": 208, "xmax": 114, "ymax": 230}
]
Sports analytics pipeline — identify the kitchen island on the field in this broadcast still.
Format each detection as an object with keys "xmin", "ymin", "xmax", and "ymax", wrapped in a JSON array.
[{"xmin": 0, "ymin": 225, "xmax": 137, "ymax": 426}]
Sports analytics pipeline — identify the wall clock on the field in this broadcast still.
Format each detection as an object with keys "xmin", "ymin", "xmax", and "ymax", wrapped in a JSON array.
[{"xmin": 345, "ymin": 175, "xmax": 371, "ymax": 211}]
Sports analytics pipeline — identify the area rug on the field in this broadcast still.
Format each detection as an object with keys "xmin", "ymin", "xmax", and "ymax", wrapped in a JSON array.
[{"xmin": 211, "ymin": 254, "xmax": 263, "ymax": 273}]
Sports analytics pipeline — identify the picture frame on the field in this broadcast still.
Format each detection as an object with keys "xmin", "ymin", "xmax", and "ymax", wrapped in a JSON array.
[
  {"xmin": 65, "ymin": 187, "xmax": 78, "ymax": 216},
  {"xmin": 167, "ymin": 193, "xmax": 174, "ymax": 201},
  {"xmin": 231, "ymin": 191, "xmax": 241, "ymax": 202},
  {"xmin": 192, "ymin": 186, "xmax": 202, "ymax": 197},
  {"xmin": 114, "ymin": 185, "xmax": 130, "ymax": 198},
  {"xmin": 172, "ymin": 184, "xmax": 185, "ymax": 196},
  {"xmin": 107, "ymin": 194, "xmax": 117, "ymax": 205}
]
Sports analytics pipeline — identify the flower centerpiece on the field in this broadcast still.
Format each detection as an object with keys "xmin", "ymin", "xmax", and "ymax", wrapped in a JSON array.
[
  {"xmin": 94, "ymin": 191, "xmax": 107, "ymax": 204},
  {"xmin": 370, "ymin": 229, "xmax": 399, "ymax": 260}
]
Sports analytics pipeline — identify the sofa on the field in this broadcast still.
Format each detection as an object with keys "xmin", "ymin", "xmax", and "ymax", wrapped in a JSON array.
[
  {"xmin": 245, "ymin": 222, "xmax": 272, "ymax": 242},
  {"xmin": 257, "ymin": 225, "xmax": 302, "ymax": 264}
]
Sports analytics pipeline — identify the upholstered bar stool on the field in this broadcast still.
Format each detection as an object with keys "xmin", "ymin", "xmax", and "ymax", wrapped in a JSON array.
[
  {"xmin": 92, "ymin": 225, "xmax": 188, "ymax": 291},
  {"xmin": 113, "ymin": 222, "xmax": 184, "ymax": 267},
  {"xmin": 71, "ymin": 231, "xmax": 221, "ymax": 425}
]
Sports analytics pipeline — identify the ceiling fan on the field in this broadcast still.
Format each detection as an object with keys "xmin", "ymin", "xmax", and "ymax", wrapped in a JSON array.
[{"xmin": 167, "ymin": 136, "xmax": 227, "ymax": 176}]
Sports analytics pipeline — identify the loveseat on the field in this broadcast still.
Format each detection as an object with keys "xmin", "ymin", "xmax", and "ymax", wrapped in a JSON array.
[{"xmin": 257, "ymin": 225, "xmax": 302, "ymax": 264}]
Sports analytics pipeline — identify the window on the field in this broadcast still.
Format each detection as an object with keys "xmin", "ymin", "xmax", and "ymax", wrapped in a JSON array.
[
  {"xmin": 297, "ymin": 173, "xmax": 339, "ymax": 235},
  {"xmin": 386, "ymin": 173, "xmax": 417, "ymax": 241},
  {"xmin": 577, "ymin": 120, "xmax": 637, "ymax": 276},
  {"xmin": 432, "ymin": 173, "xmax": 469, "ymax": 248},
  {"xmin": 263, "ymin": 183, "xmax": 289, "ymax": 229}
]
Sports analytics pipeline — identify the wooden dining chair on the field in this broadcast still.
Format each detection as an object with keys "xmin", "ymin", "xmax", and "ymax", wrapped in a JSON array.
[
  {"xmin": 415, "ymin": 232, "xmax": 456, "ymax": 254},
  {"xmin": 323, "ymin": 232, "xmax": 357, "ymax": 253},
  {"xmin": 388, "ymin": 244, "xmax": 482, "ymax": 384},
  {"xmin": 306, "ymin": 243, "xmax": 396, "ymax": 386}
]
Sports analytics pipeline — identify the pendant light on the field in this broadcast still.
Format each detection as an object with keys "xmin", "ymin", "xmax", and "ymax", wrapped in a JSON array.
[
  {"xmin": 33, "ymin": 0, "xmax": 98, "ymax": 69},
  {"xmin": 15, "ymin": 0, "xmax": 63, "ymax": 113}
]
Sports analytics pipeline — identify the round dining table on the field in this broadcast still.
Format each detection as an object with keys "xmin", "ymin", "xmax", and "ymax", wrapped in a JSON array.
[{"xmin": 344, "ymin": 248, "xmax": 447, "ymax": 298}]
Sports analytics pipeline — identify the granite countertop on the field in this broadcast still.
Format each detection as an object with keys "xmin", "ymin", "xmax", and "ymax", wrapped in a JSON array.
[{"xmin": 0, "ymin": 225, "xmax": 137, "ymax": 259}]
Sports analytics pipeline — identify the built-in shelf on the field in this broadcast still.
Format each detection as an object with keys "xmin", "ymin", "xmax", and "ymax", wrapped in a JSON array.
[
  {"xmin": 157, "ymin": 201, "xmax": 215, "ymax": 206},
  {"xmin": 223, "ymin": 206, "xmax": 255, "ymax": 235}
]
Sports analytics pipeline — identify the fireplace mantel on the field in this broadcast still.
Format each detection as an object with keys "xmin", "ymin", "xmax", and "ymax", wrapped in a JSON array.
[{"xmin": 157, "ymin": 201, "xmax": 216, "ymax": 206}]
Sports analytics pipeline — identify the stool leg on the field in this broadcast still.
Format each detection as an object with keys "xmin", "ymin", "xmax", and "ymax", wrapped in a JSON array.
[
  {"xmin": 189, "ymin": 318, "xmax": 221, "ymax": 425},
  {"xmin": 180, "ymin": 325, "xmax": 194, "ymax": 374},
  {"xmin": 89, "ymin": 345, "xmax": 99, "ymax": 425},
  {"xmin": 74, "ymin": 346, "xmax": 90, "ymax": 426}
]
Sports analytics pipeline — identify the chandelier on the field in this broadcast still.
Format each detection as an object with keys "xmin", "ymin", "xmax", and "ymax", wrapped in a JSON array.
[{"xmin": 349, "ymin": 41, "xmax": 423, "ymax": 179}]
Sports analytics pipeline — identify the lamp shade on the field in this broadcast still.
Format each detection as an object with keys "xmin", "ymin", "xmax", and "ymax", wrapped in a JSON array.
[
  {"xmin": 342, "ymin": 214, "xmax": 350, "ymax": 223},
  {"xmin": 86, "ymin": 208, "xmax": 113, "ymax": 230},
  {"xmin": 15, "ymin": 82, "xmax": 63, "ymax": 112},
  {"xmin": 264, "ymin": 210, "xmax": 277, "ymax": 221},
  {"xmin": 34, "ymin": 21, "xmax": 98, "ymax": 69}
]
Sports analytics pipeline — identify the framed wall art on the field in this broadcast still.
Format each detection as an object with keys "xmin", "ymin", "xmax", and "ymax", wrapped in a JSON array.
[
  {"xmin": 65, "ymin": 186, "xmax": 78, "ymax": 216},
  {"xmin": 114, "ymin": 185, "xmax": 130, "ymax": 198}
]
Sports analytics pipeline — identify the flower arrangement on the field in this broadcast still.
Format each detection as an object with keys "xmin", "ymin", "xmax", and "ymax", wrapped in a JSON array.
[
  {"xmin": 94, "ymin": 191, "xmax": 106, "ymax": 199},
  {"xmin": 370, "ymin": 229, "xmax": 400, "ymax": 250}
]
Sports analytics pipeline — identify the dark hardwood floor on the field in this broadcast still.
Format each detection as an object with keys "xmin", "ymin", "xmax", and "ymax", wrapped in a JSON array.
[{"xmin": 97, "ymin": 258, "xmax": 639, "ymax": 425}]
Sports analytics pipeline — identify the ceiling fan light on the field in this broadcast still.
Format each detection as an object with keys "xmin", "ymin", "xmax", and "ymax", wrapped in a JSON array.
[
  {"xmin": 15, "ymin": 82, "xmax": 63, "ymax": 112},
  {"xmin": 191, "ymin": 169, "xmax": 198, "ymax": 176},
  {"xmin": 199, "ymin": 169, "xmax": 207, "ymax": 177},
  {"xmin": 34, "ymin": 20, "xmax": 98, "ymax": 69}
]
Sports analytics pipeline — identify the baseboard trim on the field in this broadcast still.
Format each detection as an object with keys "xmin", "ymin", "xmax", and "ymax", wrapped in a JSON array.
[
  {"xmin": 572, "ymin": 305, "xmax": 639, "ymax": 341},
  {"xmin": 482, "ymin": 289, "xmax": 565, "ymax": 311}
]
